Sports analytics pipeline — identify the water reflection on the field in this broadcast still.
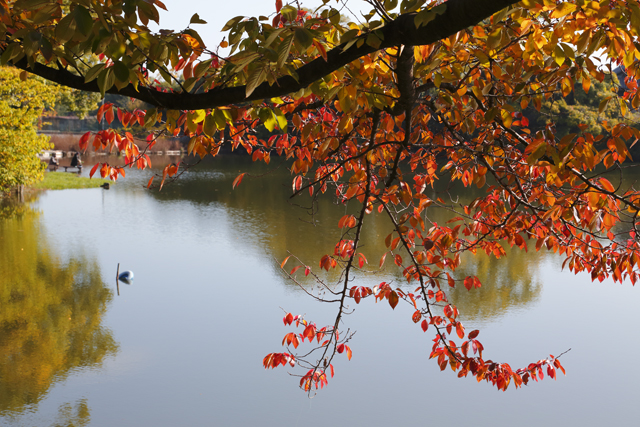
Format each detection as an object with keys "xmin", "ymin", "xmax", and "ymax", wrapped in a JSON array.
[
  {"xmin": 143, "ymin": 156, "xmax": 543, "ymax": 321},
  {"xmin": 449, "ymin": 246, "xmax": 543, "ymax": 322},
  {"xmin": 0, "ymin": 200, "xmax": 117, "ymax": 416},
  {"xmin": 50, "ymin": 399, "xmax": 91, "ymax": 427}
]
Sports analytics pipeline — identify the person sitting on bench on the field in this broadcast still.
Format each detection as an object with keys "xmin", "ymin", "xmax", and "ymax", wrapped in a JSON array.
[
  {"xmin": 48, "ymin": 153, "xmax": 59, "ymax": 170},
  {"xmin": 70, "ymin": 151, "xmax": 82, "ymax": 170}
]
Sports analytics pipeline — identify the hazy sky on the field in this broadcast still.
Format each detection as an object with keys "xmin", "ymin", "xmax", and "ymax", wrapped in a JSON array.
[{"xmin": 153, "ymin": 0, "xmax": 368, "ymax": 49}]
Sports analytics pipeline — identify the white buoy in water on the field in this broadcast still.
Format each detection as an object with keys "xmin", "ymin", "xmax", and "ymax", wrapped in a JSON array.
[{"xmin": 118, "ymin": 270, "xmax": 134, "ymax": 284}]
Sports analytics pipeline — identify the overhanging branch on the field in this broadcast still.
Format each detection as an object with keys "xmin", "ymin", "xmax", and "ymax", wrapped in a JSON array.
[{"xmin": 9, "ymin": 0, "xmax": 519, "ymax": 110}]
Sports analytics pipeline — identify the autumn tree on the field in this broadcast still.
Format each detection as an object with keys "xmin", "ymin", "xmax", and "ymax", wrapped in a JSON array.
[
  {"xmin": 0, "ymin": 66, "xmax": 57, "ymax": 195},
  {"xmin": 5, "ymin": 0, "xmax": 640, "ymax": 391}
]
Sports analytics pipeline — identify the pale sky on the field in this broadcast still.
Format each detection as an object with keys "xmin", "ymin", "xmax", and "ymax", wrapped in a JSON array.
[{"xmin": 152, "ymin": 0, "xmax": 368, "ymax": 49}]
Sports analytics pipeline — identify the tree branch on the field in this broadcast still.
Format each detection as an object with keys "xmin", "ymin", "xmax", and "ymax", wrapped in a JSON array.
[{"xmin": 8, "ymin": 0, "xmax": 519, "ymax": 110}]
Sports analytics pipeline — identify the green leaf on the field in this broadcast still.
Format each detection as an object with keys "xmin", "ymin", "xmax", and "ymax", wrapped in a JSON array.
[
  {"xmin": 599, "ymin": 97, "xmax": 612, "ymax": 115},
  {"xmin": 97, "ymin": 68, "xmax": 114, "ymax": 97},
  {"xmin": 222, "ymin": 15, "xmax": 244, "ymax": 31},
  {"xmin": 144, "ymin": 108, "xmax": 158, "ymax": 128},
  {"xmin": 194, "ymin": 59, "xmax": 212, "ymax": 79},
  {"xmin": 414, "ymin": 4, "xmax": 446, "ymax": 29},
  {"xmin": 245, "ymin": 66, "xmax": 268, "ymax": 98},
  {"xmin": 84, "ymin": 63, "xmax": 105, "ymax": 83},
  {"xmin": 113, "ymin": 61, "xmax": 130, "ymax": 83},
  {"xmin": 213, "ymin": 109, "xmax": 228, "ymax": 129},
  {"xmin": 264, "ymin": 28, "xmax": 285, "ymax": 49},
  {"xmin": 277, "ymin": 34, "xmax": 294, "ymax": 69},
  {"xmin": 230, "ymin": 52, "xmax": 260, "ymax": 73},
  {"xmin": 259, "ymin": 108, "xmax": 277, "ymax": 132},
  {"xmin": 13, "ymin": 0, "xmax": 50, "ymax": 11},
  {"xmin": 55, "ymin": 14, "xmax": 77, "ymax": 44},
  {"xmin": 294, "ymin": 28, "xmax": 314, "ymax": 50},
  {"xmin": 74, "ymin": 5, "xmax": 93, "ymax": 36},
  {"xmin": 0, "ymin": 44, "xmax": 18, "ymax": 65},
  {"xmin": 189, "ymin": 13, "xmax": 207, "ymax": 24},
  {"xmin": 203, "ymin": 114, "xmax": 216, "ymax": 137},
  {"xmin": 158, "ymin": 67, "xmax": 173, "ymax": 84},
  {"xmin": 366, "ymin": 32, "xmax": 382, "ymax": 49},
  {"xmin": 340, "ymin": 29, "xmax": 359, "ymax": 44}
]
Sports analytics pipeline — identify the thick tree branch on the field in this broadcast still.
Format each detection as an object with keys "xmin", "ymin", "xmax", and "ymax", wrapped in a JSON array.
[{"xmin": 8, "ymin": 0, "xmax": 519, "ymax": 110}]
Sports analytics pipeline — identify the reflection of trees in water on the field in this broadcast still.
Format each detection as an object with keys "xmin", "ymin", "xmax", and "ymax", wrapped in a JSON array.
[
  {"xmin": 0, "ymin": 201, "xmax": 117, "ymax": 416},
  {"xmin": 147, "ymin": 157, "xmax": 545, "ymax": 321},
  {"xmin": 448, "ymin": 246, "xmax": 543, "ymax": 322},
  {"xmin": 51, "ymin": 399, "xmax": 91, "ymax": 427}
]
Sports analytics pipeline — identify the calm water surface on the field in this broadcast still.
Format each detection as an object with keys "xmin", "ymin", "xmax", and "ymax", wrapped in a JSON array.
[{"xmin": 1, "ymin": 155, "xmax": 639, "ymax": 426}]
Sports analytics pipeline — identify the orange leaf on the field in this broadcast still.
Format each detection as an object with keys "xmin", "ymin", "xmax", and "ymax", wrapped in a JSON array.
[
  {"xmin": 600, "ymin": 178, "xmax": 615, "ymax": 193},
  {"xmin": 346, "ymin": 345, "xmax": 352, "ymax": 360},
  {"xmin": 456, "ymin": 322, "xmax": 465, "ymax": 339},
  {"xmin": 232, "ymin": 173, "xmax": 246, "ymax": 189},
  {"xmin": 280, "ymin": 256, "xmax": 291, "ymax": 269}
]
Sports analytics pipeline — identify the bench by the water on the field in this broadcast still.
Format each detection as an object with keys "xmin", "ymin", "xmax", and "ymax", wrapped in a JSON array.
[{"xmin": 48, "ymin": 164, "xmax": 83, "ymax": 173}]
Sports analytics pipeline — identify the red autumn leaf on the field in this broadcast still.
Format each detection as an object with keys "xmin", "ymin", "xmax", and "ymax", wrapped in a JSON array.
[
  {"xmin": 412, "ymin": 310, "xmax": 421, "ymax": 323},
  {"xmin": 358, "ymin": 253, "xmax": 367, "ymax": 268},
  {"xmin": 379, "ymin": 252, "xmax": 387, "ymax": 267},
  {"xmin": 105, "ymin": 105, "xmax": 115, "ymax": 124},
  {"xmin": 464, "ymin": 277, "xmax": 474, "ymax": 291},
  {"xmin": 275, "ymin": 0, "xmax": 282, "ymax": 12},
  {"xmin": 443, "ymin": 304, "xmax": 454, "ymax": 318},
  {"xmin": 79, "ymin": 132, "xmax": 91, "ymax": 151},
  {"xmin": 388, "ymin": 290, "xmax": 399, "ymax": 309},
  {"xmin": 146, "ymin": 176, "xmax": 154, "ymax": 188},
  {"xmin": 421, "ymin": 319, "xmax": 429, "ymax": 332},
  {"xmin": 283, "ymin": 313, "xmax": 293, "ymax": 325},
  {"xmin": 553, "ymin": 359, "xmax": 566, "ymax": 375},
  {"xmin": 447, "ymin": 274, "xmax": 455, "ymax": 288},
  {"xmin": 313, "ymin": 39, "xmax": 327, "ymax": 61},
  {"xmin": 89, "ymin": 162, "xmax": 100, "ymax": 178},
  {"xmin": 337, "ymin": 343, "xmax": 345, "ymax": 353},
  {"xmin": 468, "ymin": 330, "xmax": 480, "ymax": 339}
]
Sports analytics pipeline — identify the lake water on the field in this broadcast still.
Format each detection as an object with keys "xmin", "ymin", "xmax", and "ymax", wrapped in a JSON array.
[{"xmin": 1, "ymin": 155, "xmax": 639, "ymax": 426}]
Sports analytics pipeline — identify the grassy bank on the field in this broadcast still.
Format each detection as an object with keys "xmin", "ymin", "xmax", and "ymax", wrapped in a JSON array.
[{"xmin": 32, "ymin": 172, "xmax": 111, "ymax": 190}]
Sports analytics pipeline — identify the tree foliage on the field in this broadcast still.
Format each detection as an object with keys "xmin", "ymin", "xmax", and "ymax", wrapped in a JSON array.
[
  {"xmin": 0, "ymin": 66, "xmax": 57, "ymax": 192},
  {"xmin": 4, "ymin": 0, "xmax": 640, "ymax": 391}
]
